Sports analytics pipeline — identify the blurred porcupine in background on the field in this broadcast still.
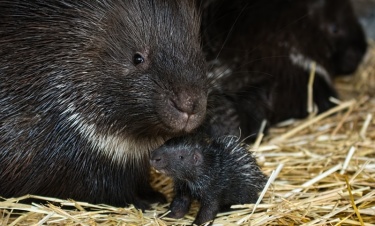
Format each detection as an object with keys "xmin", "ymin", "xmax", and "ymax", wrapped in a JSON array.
[{"xmin": 200, "ymin": 0, "xmax": 367, "ymax": 139}]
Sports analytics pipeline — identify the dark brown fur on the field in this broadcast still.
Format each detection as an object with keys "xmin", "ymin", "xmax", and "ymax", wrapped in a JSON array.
[{"xmin": 0, "ymin": 0, "xmax": 207, "ymax": 209}]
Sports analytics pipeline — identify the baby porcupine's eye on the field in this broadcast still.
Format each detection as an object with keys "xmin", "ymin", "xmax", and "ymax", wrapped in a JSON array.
[
  {"xmin": 179, "ymin": 156, "xmax": 184, "ymax": 160},
  {"xmin": 133, "ymin": 53, "xmax": 144, "ymax": 65}
]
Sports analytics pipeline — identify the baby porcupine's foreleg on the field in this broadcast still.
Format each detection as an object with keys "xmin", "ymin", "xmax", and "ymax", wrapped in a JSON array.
[
  {"xmin": 166, "ymin": 181, "xmax": 192, "ymax": 219},
  {"xmin": 193, "ymin": 197, "xmax": 220, "ymax": 226}
]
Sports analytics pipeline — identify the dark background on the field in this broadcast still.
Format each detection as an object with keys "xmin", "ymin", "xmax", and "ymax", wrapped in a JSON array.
[{"xmin": 352, "ymin": 0, "xmax": 375, "ymax": 39}]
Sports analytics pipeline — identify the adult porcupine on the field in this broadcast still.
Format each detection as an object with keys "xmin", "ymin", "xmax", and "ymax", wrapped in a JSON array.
[{"xmin": 0, "ymin": 0, "xmax": 207, "ymax": 209}]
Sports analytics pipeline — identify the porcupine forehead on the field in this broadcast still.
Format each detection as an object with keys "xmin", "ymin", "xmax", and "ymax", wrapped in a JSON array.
[{"xmin": 103, "ymin": 0, "xmax": 201, "ymax": 51}]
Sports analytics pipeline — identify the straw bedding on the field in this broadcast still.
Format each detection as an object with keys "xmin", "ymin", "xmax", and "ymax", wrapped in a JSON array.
[{"xmin": 1, "ymin": 45, "xmax": 375, "ymax": 226}]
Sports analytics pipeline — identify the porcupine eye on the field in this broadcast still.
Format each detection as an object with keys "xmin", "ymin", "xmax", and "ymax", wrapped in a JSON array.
[
  {"xmin": 329, "ymin": 24, "xmax": 339, "ymax": 34},
  {"xmin": 179, "ymin": 156, "xmax": 184, "ymax": 160},
  {"xmin": 133, "ymin": 53, "xmax": 144, "ymax": 65},
  {"xmin": 326, "ymin": 23, "xmax": 343, "ymax": 37}
]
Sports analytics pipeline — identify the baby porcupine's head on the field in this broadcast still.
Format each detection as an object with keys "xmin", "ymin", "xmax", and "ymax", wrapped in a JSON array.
[{"xmin": 150, "ymin": 136, "xmax": 205, "ymax": 180}]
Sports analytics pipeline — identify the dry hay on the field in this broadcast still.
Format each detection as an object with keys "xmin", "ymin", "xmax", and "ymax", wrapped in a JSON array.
[{"xmin": 1, "ymin": 49, "xmax": 375, "ymax": 226}]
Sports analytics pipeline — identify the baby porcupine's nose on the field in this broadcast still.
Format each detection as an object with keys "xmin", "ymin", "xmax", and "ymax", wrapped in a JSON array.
[{"xmin": 150, "ymin": 151, "xmax": 166, "ymax": 169}]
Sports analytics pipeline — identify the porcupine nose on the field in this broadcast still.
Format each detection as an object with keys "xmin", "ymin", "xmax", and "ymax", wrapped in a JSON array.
[
  {"xmin": 170, "ymin": 95, "xmax": 193, "ymax": 119},
  {"xmin": 167, "ymin": 89, "xmax": 207, "ymax": 133}
]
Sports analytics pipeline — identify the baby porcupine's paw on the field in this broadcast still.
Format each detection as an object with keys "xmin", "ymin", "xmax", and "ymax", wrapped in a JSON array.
[
  {"xmin": 162, "ymin": 197, "xmax": 191, "ymax": 219},
  {"xmin": 133, "ymin": 197, "xmax": 154, "ymax": 211}
]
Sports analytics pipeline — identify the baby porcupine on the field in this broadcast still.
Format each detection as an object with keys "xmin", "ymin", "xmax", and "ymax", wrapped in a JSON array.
[{"xmin": 150, "ymin": 135, "xmax": 267, "ymax": 225}]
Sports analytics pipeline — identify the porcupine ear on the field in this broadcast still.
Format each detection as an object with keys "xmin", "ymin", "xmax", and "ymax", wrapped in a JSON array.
[{"xmin": 192, "ymin": 149, "xmax": 203, "ymax": 166}]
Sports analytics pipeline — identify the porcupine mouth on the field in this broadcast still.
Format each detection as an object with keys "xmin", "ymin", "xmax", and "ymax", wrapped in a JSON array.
[
  {"xmin": 169, "ymin": 119, "xmax": 203, "ymax": 135},
  {"xmin": 161, "ymin": 110, "xmax": 206, "ymax": 135}
]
